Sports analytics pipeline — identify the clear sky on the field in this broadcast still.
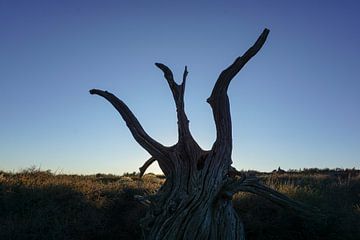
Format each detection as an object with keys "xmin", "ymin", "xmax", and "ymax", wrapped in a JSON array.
[{"xmin": 1, "ymin": 1, "xmax": 359, "ymax": 174}]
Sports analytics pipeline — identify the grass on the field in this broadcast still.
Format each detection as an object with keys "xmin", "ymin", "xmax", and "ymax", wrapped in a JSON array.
[{"xmin": 0, "ymin": 167, "xmax": 359, "ymax": 240}]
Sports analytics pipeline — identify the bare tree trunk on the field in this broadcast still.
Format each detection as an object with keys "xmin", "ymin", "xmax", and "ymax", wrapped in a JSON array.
[{"xmin": 90, "ymin": 28, "xmax": 316, "ymax": 239}]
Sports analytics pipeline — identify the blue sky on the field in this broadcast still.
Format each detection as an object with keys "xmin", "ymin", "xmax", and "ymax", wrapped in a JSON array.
[{"xmin": 1, "ymin": 1, "xmax": 359, "ymax": 174}]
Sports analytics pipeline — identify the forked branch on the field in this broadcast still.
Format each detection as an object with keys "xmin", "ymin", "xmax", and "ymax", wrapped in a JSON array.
[
  {"xmin": 208, "ymin": 28, "xmax": 269, "ymax": 146},
  {"xmin": 89, "ymin": 89, "xmax": 168, "ymax": 160},
  {"xmin": 155, "ymin": 63, "xmax": 191, "ymax": 139}
]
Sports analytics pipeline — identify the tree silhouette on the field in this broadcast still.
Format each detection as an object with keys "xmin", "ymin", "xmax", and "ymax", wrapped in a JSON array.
[{"xmin": 90, "ymin": 28, "xmax": 313, "ymax": 240}]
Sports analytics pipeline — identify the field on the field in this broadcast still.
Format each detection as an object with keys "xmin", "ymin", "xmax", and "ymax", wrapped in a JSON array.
[{"xmin": 1, "ymin": 168, "xmax": 359, "ymax": 240}]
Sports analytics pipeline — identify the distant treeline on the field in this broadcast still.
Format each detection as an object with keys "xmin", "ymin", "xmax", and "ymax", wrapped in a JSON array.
[
  {"xmin": 2, "ymin": 166, "xmax": 359, "ymax": 177},
  {"xmin": 238, "ymin": 167, "xmax": 360, "ymax": 175}
]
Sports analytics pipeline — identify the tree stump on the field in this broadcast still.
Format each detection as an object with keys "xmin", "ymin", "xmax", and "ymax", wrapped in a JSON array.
[{"xmin": 90, "ymin": 28, "xmax": 314, "ymax": 239}]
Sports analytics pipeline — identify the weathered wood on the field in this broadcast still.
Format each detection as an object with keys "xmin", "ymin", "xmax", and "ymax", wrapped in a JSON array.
[
  {"xmin": 139, "ymin": 157, "xmax": 157, "ymax": 178},
  {"xmin": 90, "ymin": 28, "xmax": 314, "ymax": 239},
  {"xmin": 89, "ymin": 89, "xmax": 172, "ymax": 177},
  {"xmin": 222, "ymin": 175, "xmax": 317, "ymax": 215},
  {"xmin": 154, "ymin": 63, "xmax": 192, "ymax": 140}
]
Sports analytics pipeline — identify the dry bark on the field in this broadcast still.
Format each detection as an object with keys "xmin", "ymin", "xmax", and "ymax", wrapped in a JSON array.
[{"xmin": 90, "ymin": 28, "xmax": 315, "ymax": 240}]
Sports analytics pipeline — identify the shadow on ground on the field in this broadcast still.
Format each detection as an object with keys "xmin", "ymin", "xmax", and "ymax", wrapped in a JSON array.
[{"xmin": 0, "ymin": 176, "xmax": 146, "ymax": 240}]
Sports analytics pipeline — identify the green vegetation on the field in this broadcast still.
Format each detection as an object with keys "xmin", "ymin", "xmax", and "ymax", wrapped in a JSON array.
[{"xmin": 1, "ymin": 167, "xmax": 359, "ymax": 240}]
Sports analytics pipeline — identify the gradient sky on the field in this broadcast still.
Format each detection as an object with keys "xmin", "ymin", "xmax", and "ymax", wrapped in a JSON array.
[{"xmin": 1, "ymin": 1, "xmax": 359, "ymax": 174}]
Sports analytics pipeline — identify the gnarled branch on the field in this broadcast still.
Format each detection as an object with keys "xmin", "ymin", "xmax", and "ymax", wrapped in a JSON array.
[
  {"xmin": 223, "ymin": 175, "xmax": 318, "ymax": 216},
  {"xmin": 155, "ymin": 63, "xmax": 191, "ymax": 140},
  {"xmin": 208, "ymin": 28, "xmax": 269, "ymax": 148},
  {"xmin": 139, "ymin": 157, "xmax": 157, "ymax": 177},
  {"xmin": 89, "ymin": 89, "xmax": 169, "ymax": 161}
]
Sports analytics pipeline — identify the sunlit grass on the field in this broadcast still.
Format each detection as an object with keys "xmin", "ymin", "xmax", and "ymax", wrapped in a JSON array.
[{"xmin": 1, "ymin": 167, "xmax": 359, "ymax": 239}]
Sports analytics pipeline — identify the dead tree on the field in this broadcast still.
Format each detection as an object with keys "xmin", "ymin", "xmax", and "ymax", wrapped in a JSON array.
[{"xmin": 90, "ymin": 28, "xmax": 313, "ymax": 239}]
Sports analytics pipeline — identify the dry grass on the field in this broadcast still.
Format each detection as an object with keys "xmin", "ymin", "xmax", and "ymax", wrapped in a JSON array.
[{"xmin": 0, "ymin": 167, "xmax": 359, "ymax": 239}]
